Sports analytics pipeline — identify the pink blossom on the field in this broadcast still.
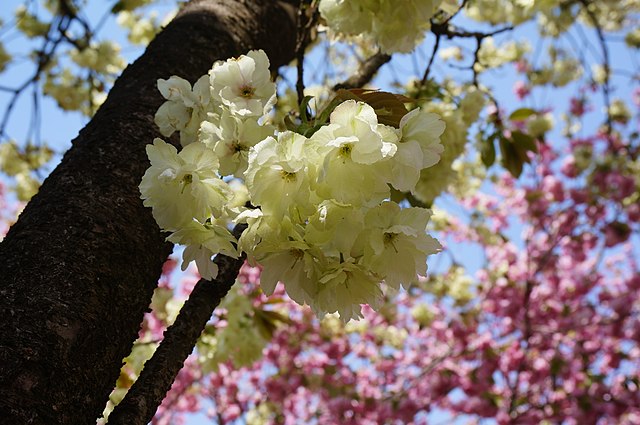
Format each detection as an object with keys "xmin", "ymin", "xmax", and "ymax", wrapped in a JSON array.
[{"xmin": 513, "ymin": 80, "xmax": 531, "ymax": 99}]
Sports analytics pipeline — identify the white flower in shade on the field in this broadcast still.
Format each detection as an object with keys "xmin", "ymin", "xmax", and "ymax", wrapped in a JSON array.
[
  {"xmin": 139, "ymin": 138, "xmax": 232, "ymax": 230},
  {"xmin": 354, "ymin": 201, "xmax": 441, "ymax": 290},
  {"xmin": 224, "ymin": 179, "xmax": 251, "ymax": 218},
  {"xmin": 399, "ymin": 107, "xmax": 445, "ymax": 168},
  {"xmin": 412, "ymin": 102, "xmax": 467, "ymax": 205},
  {"xmin": 310, "ymin": 100, "xmax": 396, "ymax": 205},
  {"xmin": 371, "ymin": 2, "xmax": 432, "ymax": 53},
  {"xmin": 209, "ymin": 49, "xmax": 276, "ymax": 117},
  {"xmin": 154, "ymin": 101, "xmax": 190, "ymax": 138},
  {"xmin": 313, "ymin": 259, "xmax": 383, "ymax": 322},
  {"xmin": 386, "ymin": 107, "xmax": 445, "ymax": 191},
  {"xmin": 167, "ymin": 219, "xmax": 239, "ymax": 280},
  {"xmin": 235, "ymin": 208, "xmax": 284, "ymax": 265},
  {"xmin": 608, "ymin": 98, "xmax": 632, "ymax": 124},
  {"xmin": 155, "ymin": 75, "xmax": 211, "ymax": 146},
  {"xmin": 526, "ymin": 112, "xmax": 554, "ymax": 138},
  {"xmin": 304, "ymin": 200, "xmax": 364, "ymax": 258},
  {"xmin": 245, "ymin": 131, "xmax": 316, "ymax": 220},
  {"xmin": 326, "ymin": 100, "xmax": 396, "ymax": 164},
  {"xmin": 318, "ymin": 0, "xmax": 372, "ymax": 36},
  {"xmin": 238, "ymin": 213, "xmax": 323, "ymax": 305},
  {"xmin": 199, "ymin": 111, "xmax": 274, "ymax": 178},
  {"xmin": 157, "ymin": 75, "xmax": 194, "ymax": 103},
  {"xmin": 198, "ymin": 285, "xmax": 270, "ymax": 370},
  {"xmin": 459, "ymin": 87, "xmax": 486, "ymax": 125},
  {"xmin": 319, "ymin": 0, "xmax": 441, "ymax": 54},
  {"xmin": 259, "ymin": 237, "xmax": 323, "ymax": 307},
  {"xmin": 235, "ymin": 208, "xmax": 268, "ymax": 259}
]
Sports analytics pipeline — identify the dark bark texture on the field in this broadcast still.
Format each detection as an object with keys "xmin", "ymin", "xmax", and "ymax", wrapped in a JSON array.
[
  {"xmin": 0, "ymin": 1, "xmax": 297, "ymax": 424},
  {"xmin": 108, "ymin": 226, "xmax": 246, "ymax": 425}
]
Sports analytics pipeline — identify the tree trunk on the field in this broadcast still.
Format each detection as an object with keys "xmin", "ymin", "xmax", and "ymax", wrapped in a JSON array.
[{"xmin": 0, "ymin": 1, "xmax": 297, "ymax": 424}]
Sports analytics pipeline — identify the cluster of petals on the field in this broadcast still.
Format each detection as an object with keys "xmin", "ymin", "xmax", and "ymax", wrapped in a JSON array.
[
  {"xmin": 319, "ymin": 0, "xmax": 448, "ymax": 53},
  {"xmin": 239, "ymin": 99, "xmax": 444, "ymax": 321},
  {"xmin": 142, "ymin": 50, "xmax": 278, "ymax": 280},
  {"xmin": 141, "ymin": 49, "xmax": 445, "ymax": 321}
]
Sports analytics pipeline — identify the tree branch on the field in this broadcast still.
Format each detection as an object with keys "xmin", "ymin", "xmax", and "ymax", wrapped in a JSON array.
[
  {"xmin": 107, "ymin": 227, "xmax": 247, "ymax": 425},
  {"xmin": 333, "ymin": 52, "xmax": 392, "ymax": 90},
  {"xmin": 431, "ymin": 22, "xmax": 514, "ymax": 40},
  {"xmin": 420, "ymin": 22, "xmax": 513, "ymax": 88},
  {"xmin": 421, "ymin": 33, "xmax": 441, "ymax": 84}
]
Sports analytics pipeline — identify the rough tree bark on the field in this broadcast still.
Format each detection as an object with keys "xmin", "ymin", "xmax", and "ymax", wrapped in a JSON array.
[{"xmin": 0, "ymin": 1, "xmax": 297, "ymax": 424}]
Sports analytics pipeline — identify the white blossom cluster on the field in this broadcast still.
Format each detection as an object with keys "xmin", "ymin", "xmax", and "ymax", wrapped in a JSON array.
[
  {"xmin": 318, "ymin": 0, "xmax": 450, "ymax": 53},
  {"xmin": 140, "ymin": 50, "xmax": 445, "ymax": 321}
]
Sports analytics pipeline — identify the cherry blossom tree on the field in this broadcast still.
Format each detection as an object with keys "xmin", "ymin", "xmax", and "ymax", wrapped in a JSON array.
[{"xmin": 0, "ymin": 0, "xmax": 638, "ymax": 424}]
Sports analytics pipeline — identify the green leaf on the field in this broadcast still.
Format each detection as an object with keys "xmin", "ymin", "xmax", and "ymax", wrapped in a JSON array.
[
  {"xmin": 297, "ymin": 123, "xmax": 315, "ymax": 137},
  {"xmin": 480, "ymin": 134, "xmax": 497, "ymax": 167},
  {"xmin": 315, "ymin": 97, "xmax": 343, "ymax": 126},
  {"xmin": 508, "ymin": 107, "xmax": 537, "ymax": 121},
  {"xmin": 284, "ymin": 115, "xmax": 298, "ymax": 132},
  {"xmin": 510, "ymin": 130, "xmax": 538, "ymax": 163},
  {"xmin": 111, "ymin": 1, "xmax": 125, "ymax": 13},
  {"xmin": 299, "ymin": 95, "xmax": 314, "ymax": 123},
  {"xmin": 252, "ymin": 308, "xmax": 292, "ymax": 341},
  {"xmin": 499, "ymin": 136, "xmax": 524, "ymax": 177},
  {"xmin": 257, "ymin": 309, "xmax": 293, "ymax": 325},
  {"xmin": 253, "ymin": 311, "xmax": 277, "ymax": 340},
  {"xmin": 511, "ymin": 130, "xmax": 538, "ymax": 152}
]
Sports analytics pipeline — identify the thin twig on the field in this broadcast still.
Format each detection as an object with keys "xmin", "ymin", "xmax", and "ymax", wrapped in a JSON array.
[
  {"xmin": 421, "ymin": 33, "xmax": 441, "ymax": 84},
  {"xmin": 295, "ymin": 0, "xmax": 319, "ymax": 106},
  {"xmin": 471, "ymin": 34, "xmax": 482, "ymax": 86},
  {"xmin": 294, "ymin": 5, "xmax": 307, "ymax": 105},
  {"xmin": 431, "ymin": 22, "xmax": 514, "ymax": 40},
  {"xmin": 443, "ymin": 0, "xmax": 469, "ymax": 25},
  {"xmin": 426, "ymin": 22, "xmax": 514, "ymax": 87},
  {"xmin": 333, "ymin": 52, "xmax": 392, "ymax": 90},
  {"xmin": 578, "ymin": 0, "xmax": 613, "ymax": 136},
  {"xmin": 0, "ymin": 2, "xmax": 93, "ymax": 141}
]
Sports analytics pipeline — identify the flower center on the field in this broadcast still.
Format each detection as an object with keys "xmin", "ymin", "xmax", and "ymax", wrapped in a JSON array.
[
  {"xmin": 290, "ymin": 248, "xmax": 304, "ymax": 260},
  {"xmin": 280, "ymin": 170, "xmax": 297, "ymax": 183},
  {"xmin": 180, "ymin": 173, "xmax": 193, "ymax": 194},
  {"xmin": 239, "ymin": 85, "xmax": 255, "ymax": 98},
  {"xmin": 231, "ymin": 141, "xmax": 247, "ymax": 153},
  {"xmin": 383, "ymin": 232, "xmax": 397, "ymax": 244},
  {"xmin": 338, "ymin": 144, "xmax": 352, "ymax": 159},
  {"xmin": 384, "ymin": 232, "xmax": 399, "ymax": 253}
]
